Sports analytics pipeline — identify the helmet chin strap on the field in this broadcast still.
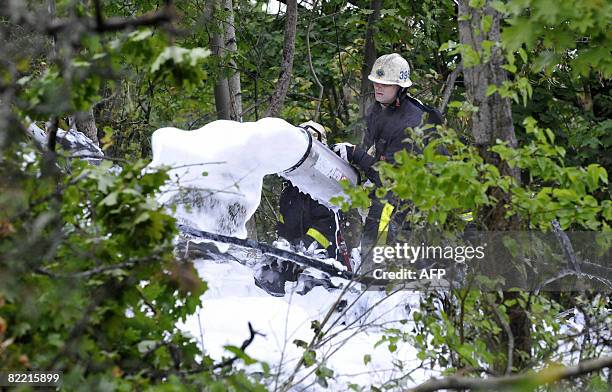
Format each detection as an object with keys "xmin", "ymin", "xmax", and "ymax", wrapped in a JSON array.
[{"xmin": 395, "ymin": 87, "xmax": 406, "ymax": 107}]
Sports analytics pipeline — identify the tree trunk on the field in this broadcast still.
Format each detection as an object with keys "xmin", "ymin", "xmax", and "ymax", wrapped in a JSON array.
[
  {"xmin": 73, "ymin": 108, "xmax": 99, "ymax": 145},
  {"xmin": 210, "ymin": 0, "xmax": 231, "ymax": 120},
  {"xmin": 359, "ymin": 0, "xmax": 382, "ymax": 120},
  {"xmin": 48, "ymin": 0, "xmax": 56, "ymax": 55},
  {"xmin": 264, "ymin": 0, "xmax": 297, "ymax": 118},
  {"xmin": 458, "ymin": 0, "xmax": 529, "ymax": 372},
  {"xmin": 223, "ymin": 0, "xmax": 255, "ymax": 237},
  {"xmin": 223, "ymin": 0, "xmax": 242, "ymax": 121},
  {"xmin": 458, "ymin": 0, "xmax": 520, "ymax": 228},
  {"xmin": 458, "ymin": 1, "xmax": 518, "ymax": 165}
]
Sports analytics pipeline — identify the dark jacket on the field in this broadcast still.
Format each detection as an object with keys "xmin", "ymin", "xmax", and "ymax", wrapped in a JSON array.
[
  {"xmin": 277, "ymin": 183, "xmax": 337, "ymax": 256},
  {"xmin": 349, "ymin": 94, "xmax": 444, "ymax": 256},
  {"xmin": 351, "ymin": 94, "xmax": 442, "ymax": 186}
]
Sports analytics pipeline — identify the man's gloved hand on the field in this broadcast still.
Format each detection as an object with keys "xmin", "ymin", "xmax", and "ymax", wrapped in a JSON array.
[{"xmin": 333, "ymin": 142, "xmax": 355, "ymax": 162}]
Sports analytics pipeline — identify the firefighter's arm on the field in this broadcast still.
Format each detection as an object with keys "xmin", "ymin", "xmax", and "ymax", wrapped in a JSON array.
[
  {"xmin": 333, "ymin": 143, "xmax": 382, "ymax": 186},
  {"xmin": 350, "ymin": 145, "xmax": 382, "ymax": 186}
]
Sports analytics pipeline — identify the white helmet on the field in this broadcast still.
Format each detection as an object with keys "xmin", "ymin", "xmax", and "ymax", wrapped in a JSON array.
[
  {"xmin": 367, "ymin": 53, "xmax": 412, "ymax": 88},
  {"xmin": 299, "ymin": 120, "xmax": 327, "ymax": 144}
]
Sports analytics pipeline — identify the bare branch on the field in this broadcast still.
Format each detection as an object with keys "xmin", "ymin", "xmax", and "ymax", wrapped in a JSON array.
[
  {"xmin": 551, "ymin": 219, "xmax": 582, "ymax": 274},
  {"xmin": 359, "ymin": 0, "xmax": 382, "ymax": 119},
  {"xmin": 6, "ymin": 4, "xmax": 176, "ymax": 36},
  {"xmin": 264, "ymin": 0, "xmax": 298, "ymax": 117},
  {"xmin": 438, "ymin": 65, "xmax": 462, "ymax": 114},
  {"xmin": 406, "ymin": 355, "xmax": 612, "ymax": 392},
  {"xmin": 212, "ymin": 322, "xmax": 260, "ymax": 369}
]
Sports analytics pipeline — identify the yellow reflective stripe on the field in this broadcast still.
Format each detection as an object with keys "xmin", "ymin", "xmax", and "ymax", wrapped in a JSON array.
[
  {"xmin": 279, "ymin": 214, "xmax": 284, "ymax": 224},
  {"xmin": 377, "ymin": 203, "xmax": 395, "ymax": 245},
  {"xmin": 306, "ymin": 228, "xmax": 331, "ymax": 249},
  {"xmin": 460, "ymin": 211, "xmax": 473, "ymax": 222}
]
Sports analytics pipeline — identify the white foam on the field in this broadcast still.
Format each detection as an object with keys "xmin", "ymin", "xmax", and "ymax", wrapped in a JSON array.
[
  {"xmin": 151, "ymin": 117, "xmax": 429, "ymax": 389},
  {"xmin": 179, "ymin": 258, "xmax": 425, "ymax": 391},
  {"xmin": 149, "ymin": 118, "xmax": 308, "ymax": 238}
]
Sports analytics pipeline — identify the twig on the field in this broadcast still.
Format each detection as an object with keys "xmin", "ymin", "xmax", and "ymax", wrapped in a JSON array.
[
  {"xmin": 66, "ymin": 154, "xmax": 125, "ymax": 163},
  {"xmin": 36, "ymin": 261, "xmax": 142, "ymax": 278},
  {"xmin": 47, "ymin": 6, "xmax": 175, "ymax": 35},
  {"xmin": 212, "ymin": 322, "xmax": 259, "ymax": 369},
  {"xmin": 551, "ymin": 219, "xmax": 581, "ymax": 274},
  {"xmin": 438, "ymin": 65, "xmax": 462, "ymax": 114},
  {"xmin": 34, "ymin": 247, "xmax": 168, "ymax": 278}
]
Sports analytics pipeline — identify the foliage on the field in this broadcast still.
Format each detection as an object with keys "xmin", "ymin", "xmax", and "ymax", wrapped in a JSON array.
[
  {"xmin": 382, "ymin": 290, "xmax": 611, "ymax": 391},
  {"xmin": 337, "ymin": 121, "xmax": 609, "ymax": 231},
  {"xmin": 335, "ymin": 0, "xmax": 611, "ymax": 389},
  {"xmin": 1, "ymin": 0, "xmax": 610, "ymax": 390},
  {"xmin": 0, "ymin": 146, "xmax": 273, "ymax": 389},
  {"xmin": 492, "ymin": 117, "xmax": 610, "ymax": 230}
]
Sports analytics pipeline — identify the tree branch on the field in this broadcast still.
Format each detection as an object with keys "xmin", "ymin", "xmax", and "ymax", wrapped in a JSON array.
[
  {"xmin": 438, "ymin": 65, "xmax": 462, "ymax": 114},
  {"xmin": 36, "ymin": 261, "xmax": 137, "ymax": 278},
  {"xmin": 6, "ymin": 4, "xmax": 176, "ymax": 36},
  {"xmin": 264, "ymin": 0, "xmax": 298, "ymax": 117},
  {"xmin": 212, "ymin": 322, "xmax": 260, "ymax": 369},
  {"xmin": 551, "ymin": 219, "xmax": 582, "ymax": 274},
  {"xmin": 359, "ymin": 0, "xmax": 382, "ymax": 119},
  {"xmin": 406, "ymin": 355, "xmax": 612, "ymax": 392}
]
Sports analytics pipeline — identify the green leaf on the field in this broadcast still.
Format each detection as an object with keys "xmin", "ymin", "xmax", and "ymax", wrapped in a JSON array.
[
  {"xmin": 380, "ymin": 8, "xmax": 398, "ymax": 16},
  {"xmin": 502, "ymin": 18, "xmax": 536, "ymax": 51},
  {"xmin": 501, "ymin": 63, "xmax": 517, "ymax": 73},
  {"xmin": 481, "ymin": 15, "xmax": 493, "ymax": 34},
  {"xmin": 293, "ymin": 339, "xmax": 308, "ymax": 348},
  {"xmin": 128, "ymin": 29, "xmax": 154, "ymax": 42},
  {"xmin": 224, "ymin": 345, "xmax": 257, "ymax": 365},
  {"xmin": 303, "ymin": 350, "xmax": 317, "ymax": 367},
  {"xmin": 518, "ymin": 47, "xmax": 528, "ymax": 63},
  {"xmin": 461, "ymin": 45, "xmax": 481, "ymax": 67},
  {"xmin": 490, "ymin": 0, "xmax": 506, "ymax": 13},
  {"xmin": 485, "ymin": 85, "xmax": 498, "ymax": 96},
  {"xmin": 545, "ymin": 128, "xmax": 555, "ymax": 144},
  {"xmin": 134, "ymin": 212, "xmax": 150, "ymax": 224},
  {"xmin": 469, "ymin": 0, "xmax": 485, "ymax": 8},
  {"xmin": 100, "ymin": 191, "xmax": 119, "ymax": 206},
  {"xmin": 311, "ymin": 320, "xmax": 322, "ymax": 334},
  {"xmin": 137, "ymin": 340, "xmax": 157, "ymax": 354}
]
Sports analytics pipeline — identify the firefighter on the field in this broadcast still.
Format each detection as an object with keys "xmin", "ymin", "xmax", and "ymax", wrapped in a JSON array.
[
  {"xmin": 254, "ymin": 121, "xmax": 340, "ymax": 296},
  {"xmin": 333, "ymin": 53, "xmax": 443, "ymax": 275}
]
